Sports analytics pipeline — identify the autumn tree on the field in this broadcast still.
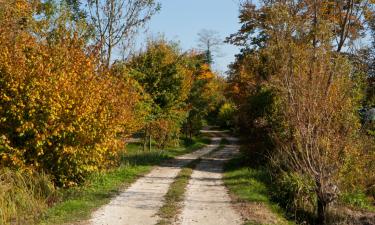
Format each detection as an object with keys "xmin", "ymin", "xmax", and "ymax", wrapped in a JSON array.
[
  {"xmin": 227, "ymin": 0, "xmax": 373, "ymax": 223},
  {"xmin": 328, "ymin": 0, "xmax": 372, "ymax": 52},
  {"xmin": 182, "ymin": 52, "xmax": 225, "ymax": 137},
  {"xmin": 61, "ymin": 0, "xmax": 86, "ymax": 21},
  {"xmin": 367, "ymin": 11, "xmax": 375, "ymax": 106}
]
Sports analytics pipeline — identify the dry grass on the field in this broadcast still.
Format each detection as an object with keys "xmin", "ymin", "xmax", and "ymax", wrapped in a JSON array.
[
  {"xmin": 232, "ymin": 200, "xmax": 284, "ymax": 225},
  {"xmin": 0, "ymin": 169, "xmax": 56, "ymax": 224},
  {"xmin": 327, "ymin": 205, "xmax": 375, "ymax": 225}
]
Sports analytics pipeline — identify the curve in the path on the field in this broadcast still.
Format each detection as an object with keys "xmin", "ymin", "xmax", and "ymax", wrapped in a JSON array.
[
  {"xmin": 176, "ymin": 137, "xmax": 243, "ymax": 225},
  {"xmin": 89, "ymin": 136, "xmax": 221, "ymax": 225}
]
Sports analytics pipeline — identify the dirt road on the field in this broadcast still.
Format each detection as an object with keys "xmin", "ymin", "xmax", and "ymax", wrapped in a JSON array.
[
  {"xmin": 88, "ymin": 132, "xmax": 242, "ymax": 225},
  {"xmin": 176, "ymin": 137, "xmax": 243, "ymax": 225},
  {"xmin": 89, "ymin": 136, "xmax": 221, "ymax": 225}
]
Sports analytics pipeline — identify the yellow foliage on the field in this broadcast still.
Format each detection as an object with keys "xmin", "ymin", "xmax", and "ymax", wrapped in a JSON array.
[
  {"xmin": 197, "ymin": 64, "xmax": 214, "ymax": 80},
  {"xmin": 0, "ymin": 0, "xmax": 140, "ymax": 186}
]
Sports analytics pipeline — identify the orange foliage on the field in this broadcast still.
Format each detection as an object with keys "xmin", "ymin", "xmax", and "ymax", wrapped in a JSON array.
[{"xmin": 0, "ymin": 0, "xmax": 140, "ymax": 186}]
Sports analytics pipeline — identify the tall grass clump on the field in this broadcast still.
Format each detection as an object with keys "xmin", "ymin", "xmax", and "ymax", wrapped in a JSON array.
[{"xmin": 0, "ymin": 169, "xmax": 56, "ymax": 224}]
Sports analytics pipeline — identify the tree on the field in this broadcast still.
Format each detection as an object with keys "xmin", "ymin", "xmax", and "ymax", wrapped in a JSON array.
[
  {"xmin": 367, "ymin": 10, "xmax": 375, "ymax": 106},
  {"xmin": 182, "ymin": 52, "xmax": 225, "ymax": 138},
  {"xmin": 87, "ymin": 0, "xmax": 160, "ymax": 67},
  {"xmin": 328, "ymin": 0, "xmax": 372, "ymax": 52},
  {"xmin": 62, "ymin": 0, "xmax": 86, "ymax": 21},
  {"xmin": 227, "ymin": 1, "xmax": 372, "ymax": 223},
  {"xmin": 125, "ymin": 39, "xmax": 193, "ymax": 148},
  {"xmin": 197, "ymin": 29, "xmax": 222, "ymax": 66},
  {"xmin": 227, "ymin": 0, "xmax": 372, "ymax": 53}
]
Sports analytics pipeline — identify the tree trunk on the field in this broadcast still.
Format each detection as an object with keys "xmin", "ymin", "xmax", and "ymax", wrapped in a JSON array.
[
  {"xmin": 143, "ymin": 128, "xmax": 147, "ymax": 151},
  {"xmin": 189, "ymin": 120, "xmax": 192, "ymax": 139},
  {"xmin": 316, "ymin": 179, "xmax": 330, "ymax": 225},
  {"xmin": 317, "ymin": 197, "xmax": 328, "ymax": 225},
  {"xmin": 184, "ymin": 122, "xmax": 188, "ymax": 139},
  {"xmin": 149, "ymin": 135, "xmax": 152, "ymax": 152}
]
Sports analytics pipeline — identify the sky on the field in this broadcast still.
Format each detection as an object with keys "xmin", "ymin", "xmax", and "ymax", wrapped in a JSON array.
[{"xmin": 136, "ymin": 0, "xmax": 242, "ymax": 74}]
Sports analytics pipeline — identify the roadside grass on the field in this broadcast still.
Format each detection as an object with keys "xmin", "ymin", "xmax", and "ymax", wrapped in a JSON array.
[
  {"xmin": 224, "ymin": 150, "xmax": 375, "ymax": 225},
  {"xmin": 0, "ymin": 169, "xmax": 56, "ymax": 225},
  {"xmin": 340, "ymin": 190, "xmax": 375, "ymax": 212},
  {"xmin": 224, "ymin": 155, "xmax": 294, "ymax": 225},
  {"xmin": 38, "ymin": 136, "xmax": 209, "ymax": 225}
]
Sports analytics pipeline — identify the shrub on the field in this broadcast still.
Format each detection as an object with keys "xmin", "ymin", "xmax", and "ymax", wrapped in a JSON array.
[
  {"xmin": 0, "ymin": 0, "xmax": 140, "ymax": 186},
  {"xmin": 218, "ymin": 102, "xmax": 236, "ymax": 128},
  {"xmin": 341, "ymin": 190, "xmax": 374, "ymax": 210},
  {"xmin": 272, "ymin": 172, "xmax": 316, "ymax": 214}
]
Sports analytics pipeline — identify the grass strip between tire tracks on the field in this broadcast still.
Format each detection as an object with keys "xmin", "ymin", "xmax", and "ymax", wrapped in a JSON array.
[{"xmin": 156, "ymin": 138, "xmax": 228, "ymax": 225}]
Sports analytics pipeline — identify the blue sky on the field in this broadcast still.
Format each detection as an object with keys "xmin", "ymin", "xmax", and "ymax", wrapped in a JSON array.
[{"xmin": 137, "ymin": 0, "xmax": 242, "ymax": 73}]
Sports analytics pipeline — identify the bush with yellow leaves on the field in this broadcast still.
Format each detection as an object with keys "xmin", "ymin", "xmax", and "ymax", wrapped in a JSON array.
[{"xmin": 0, "ymin": 0, "xmax": 140, "ymax": 186}]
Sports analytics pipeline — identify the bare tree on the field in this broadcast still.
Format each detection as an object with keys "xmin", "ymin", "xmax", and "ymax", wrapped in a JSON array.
[
  {"xmin": 87, "ymin": 0, "xmax": 160, "ymax": 67},
  {"xmin": 197, "ymin": 29, "xmax": 223, "ymax": 65}
]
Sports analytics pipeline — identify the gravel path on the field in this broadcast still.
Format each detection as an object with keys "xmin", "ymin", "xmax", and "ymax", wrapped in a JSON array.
[
  {"xmin": 176, "ymin": 137, "xmax": 243, "ymax": 225},
  {"xmin": 89, "ymin": 136, "xmax": 221, "ymax": 225}
]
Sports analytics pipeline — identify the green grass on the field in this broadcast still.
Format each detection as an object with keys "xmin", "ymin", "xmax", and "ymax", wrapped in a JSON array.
[
  {"xmin": 223, "ymin": 156, "xmax": 294, "ymax": 225},
  {"xmin": 38, "ymin": 136, "xmax": 209, "ymax": 225},
  {"xmin": 340, "ymin": 190, "xmax": 375, "ymax": 212},
  {"xmin": 164, "ymin": 136, "xmax": 211, "ymax": 157}
]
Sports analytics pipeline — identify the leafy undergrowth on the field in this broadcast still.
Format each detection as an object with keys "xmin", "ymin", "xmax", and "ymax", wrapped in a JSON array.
[
  {"xmin": 340, "ymin": 191, "xmax": 375, "ymax": 212},
  {"xmin": 223, "ymin": 156, "xmax": 294, "ymax": 225},
  {"xmin": 37, "ymin": 136, "xmax": 209, "ymax": 225}
]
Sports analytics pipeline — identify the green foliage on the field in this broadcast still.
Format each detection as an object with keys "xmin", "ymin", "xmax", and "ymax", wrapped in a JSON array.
[
  {"xmin": 127, "ymin": 39, "xmax": 189, "ymax": 111},
  {"xmin": 124, "ymin": 39, "xmax": 224, "ymax": 148},
  {"xmin": 183, "ymin": 58, "xmax": 225, "ymax": 135},
  {"xmin": 341, "ymin": 190, "xmax": 375, "ymax": 212},
  {"xmin": 272, "ymin": 172, "xmax": 316, "ymax": 214},
  {"xmin": 125, "ymin": 39, "xmax": 192, "ymax": 148}
]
